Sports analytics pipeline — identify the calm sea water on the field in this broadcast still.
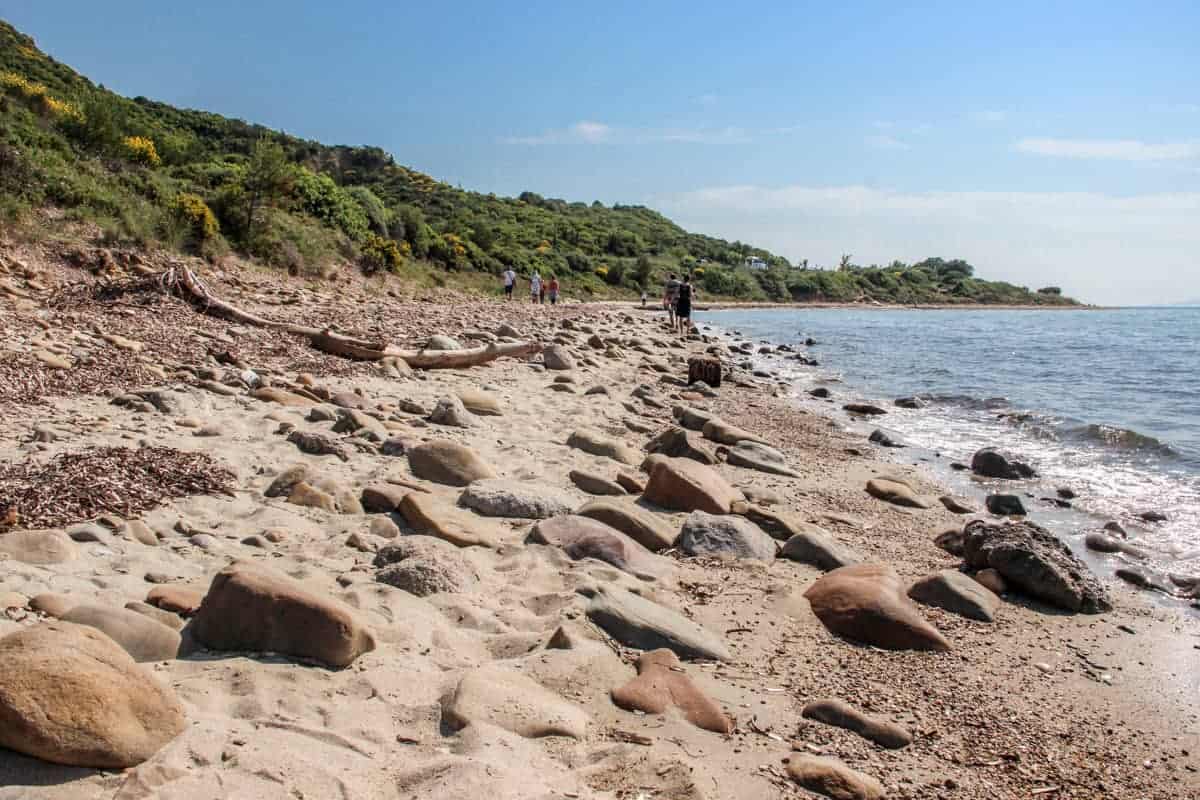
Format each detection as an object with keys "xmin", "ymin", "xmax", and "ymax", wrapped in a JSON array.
[{"xmin": 703, "ymin": 306, "xmax": 1200, "ymax": 596}]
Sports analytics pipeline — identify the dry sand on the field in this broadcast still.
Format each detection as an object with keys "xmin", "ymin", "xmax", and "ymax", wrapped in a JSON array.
[{"xmin": 0, "ymin": 243, "xmax": 1197, "ymax": 799}]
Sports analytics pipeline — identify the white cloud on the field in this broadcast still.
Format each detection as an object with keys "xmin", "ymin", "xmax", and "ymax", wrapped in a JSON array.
[
  {"xmin": 1015, "ymin": 137, "xmax": 1200, "ymax": 161},
  {"xmin": 571, "ymin": 121, "xmax": 611, "ymax": 143},
  {"xmin": 654, "ymin": 184, "xmax": 1200, "ymax": 305},
  {"xmin": 865, "ymin": 134, "xmax": 910, "ymax": 151},
  {"xmin": 501, "ymin": 121, "xmax": 786, "ymax": 146}
]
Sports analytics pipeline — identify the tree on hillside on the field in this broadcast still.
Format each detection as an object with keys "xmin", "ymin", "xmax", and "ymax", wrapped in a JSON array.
[
  {"xmin": 241, "ymin": 137, "xmax": 292, "ymax": 241},
  {"xmin": 838, "ymin": 253, "xmax": 853, "ymax": 271}
]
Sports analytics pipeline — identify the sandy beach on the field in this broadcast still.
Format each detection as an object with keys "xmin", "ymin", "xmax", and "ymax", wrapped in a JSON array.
[{"xmin": 0, "ymin": 243, "xmax": 1197, "ymax": 800}]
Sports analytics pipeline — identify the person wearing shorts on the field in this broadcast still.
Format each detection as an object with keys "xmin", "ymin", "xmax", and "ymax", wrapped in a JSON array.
[
  {"xmin": 530, "ymin": 272, "xmax": 542, "ymax": 304},
  {"xmin": 548, "ymin": 275, "xmax": 560, "ymax": 305},
  {"xmin": 675, "ymin": 274, "xmax": 694, "ymax": 337},
  {"xmin": 663, "ymin": 273, "xmax": 680, "ymax": 325},
  {"xmin": 502, "ymin": 267, "xmax": 516, "ymax": 300}
]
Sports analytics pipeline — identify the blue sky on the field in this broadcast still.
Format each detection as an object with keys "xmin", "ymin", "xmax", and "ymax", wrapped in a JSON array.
[{"xmin": 4, "ymin": 1, "xmax": 1198, "ymax": 303}]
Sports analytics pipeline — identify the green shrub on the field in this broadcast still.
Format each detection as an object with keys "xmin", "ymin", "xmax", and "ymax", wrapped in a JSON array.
[
  {"xmin": 360, "ymin": 233, "xmax": 406, "ymax": 273},
  {"xmin": 292, "ymin": 167, "xmax": 368, "ymax": 240},
  {"xmin": 167, "ymin": 192, "xmax": 218, "ymax": 243}
]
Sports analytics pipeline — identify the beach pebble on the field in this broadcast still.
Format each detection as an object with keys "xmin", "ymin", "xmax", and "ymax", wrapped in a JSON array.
[
  {"xmin": 786, "ymin": 754, "xmax": 886, "ymax": 800},
  {"xmin": 612, "ymin": 649, "xmax": 732, "ymax": 733},
  {"xmin": 60, "ymin": 604, "xmax": 182, "ymax": 662},
  {"xmin": 802, "ymin": 697, "xmax": 912, "ymax": 749},
  {"xmin": 407, "ymin": 440, "xmax": 497, "ymax": 486}
]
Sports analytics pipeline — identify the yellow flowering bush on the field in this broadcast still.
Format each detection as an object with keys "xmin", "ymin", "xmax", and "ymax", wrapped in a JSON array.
[
  {"xmin": 0, "ymin": 72, "xmax": 47, "ymax": 103},
  {"xmin": 536, "ymin": 239, "xmax": 552, "ymax": 253},
  {"xmin": 694, "ymin": 267, "xmax": 706, "ymax": 276},
  {"xmin": 168, "ymin": 193, "xmax": 218, "ymax": 241},
  {"xmin": 122, "ymin": 135, "xmax": 161, "ymax": 167},
  {"xmin": 361, "ymin": 234, "xmax": 406, "ymax": 273},
  {"xmin": 594, "ymin": 266, "xmax": 609, "ymax": 278},
  {"xmin": 43, "ymin": 96, "xmax": 84, "ymax": 124}
]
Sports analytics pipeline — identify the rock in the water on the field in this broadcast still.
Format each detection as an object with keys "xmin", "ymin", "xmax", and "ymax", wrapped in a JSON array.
[
  {"xmin": 428, "ymin": 395, "xmax": 475, "ymax": 428},
  {"xmin": 566, "ymin": 429, "xmax": 640, "ymax": 465},
  {"xmin": 865, "ymin": 478, "xmax": 932, "ymax": 509},
  {"xmin": 399, "ymin": 491, "xmax": 500, "ymax": 547},
  {"xmin": 868, "ymin": 429, "xmax": 905, "ymax": 448},
  {"xmin": 568, "ymin": 469, "xmax": 627, "ymax": 496},
  {"xmin": 541, "ymin": 344, "xmax": 576, "ymax": 370},
  {"xmin": 809, "ymin": 387, "xmax": 831, "ymax": 399},
  {"xmin": 459, "ymin": 479, "xmax": 574, "ymax": 519},
  {"xmin": 805, "ymin": 564, "xmax": 951, "ymax": 651},
  {"xmin": 894, "ymin": 396, "xmax": 925, "ymax": 409},
  {"xmin": 843, "ymin": 403, "xmax": 887, "ymax": 416},
  {"xmin": 60, "ymin": 604, "xmax": 182, "ymax": 662},
  {"xmin": 192, "ymin": 561, "xmax": 377, "ymax": 667},
  {"xmin": 962, "ymin": 519, "xmax": 1110, "ymax": 613},
  {"xmin": 0, "ymin": 528, "xmax": 78, "ymax": 564},
  {"xmin": 527, "ymin": 515, "xmax": 669, "ymax": 580},
  {"xmin": 678, "ymin": 511, "xmax": 777, "ymax": 560},
  {"xmin": 0, "ymin": 621, "xmax": 186, "ymax": 768},
  {"xmin": 802, "ymin": 698, "xmax": 912, "ymax": 749},
  {"xmin": 907, "ymin": 570, "xmax": 1001, "ymax": 621},
  {"xmin": 642, "ymin": 456, "xmax": 742, "ymax": 514},
  {"xmin": 985, "ymin": 493, "xmax": 1027, "ymax": 516},
  {"xmin": 408, "ymin": 440, "xmax": 497, "ymax": 486},
  {"xmin": 457, "ymin": 389, "xmax": 502, "ymax": 416},
  {"xmin": 1115, "ymin": 566, "xmax": 1174, "ymax": 594},
  {"xmin": 726, "ymin": 440, "xmax": 800, "ymax": 477},
  {"xmin": 374, "ymin": 536, "xmax": 480, "ymax": 596},
  {"xmin": 645, "ymin": 426, "xmax": 718, "ymax": 465},
  {"xmin": 586, "ymin": 586, "xmax": 731, "ymax": 661},
  {"xmin": 971, "ymin": 447, "xmax": 1037, "ymax": 479},
  {"xmin": 701, "ymin": 417, "xmax": 767, "ymax": 446},
  {"xmin": 611, "ymin": 649, "xmax": 732, "ymax": 733},
  {"xmin": 787, "ymin": 755, "xmax": 886, "ymax": 800},
  {"xmin": 575, "ymin": 499, "xmax": 676, "ymax": 552},
  {"xmin": 443, "ymin": 664, "xmax": 588, "ymax": 738}
]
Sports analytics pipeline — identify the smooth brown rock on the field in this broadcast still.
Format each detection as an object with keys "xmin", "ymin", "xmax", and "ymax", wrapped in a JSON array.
[
  {"xmin": 865, "ymin": 478, "xmax": 932, "ymax": 509},
  {"xmin": 146, "ymin": 585, "xmax": 205, "ymax": 616},
  {"xmin": 252, "ymin": 387, "xmax": 316, "ymax": 406},
  {"xmin": 0, "ymin": 621, "xmax": 186, "ymax": 768},
  {"xmin": 407, "ymin": 440, "xmax": 498, "ymax": 486},
  {"xmin": 0, "ymin": 528, "xmax": 78, "ymax": 564},
  {"xmin": 361, "ymin": 483, "xmax": 408, "ymax": 513},
  {"xmin": 973, "ymin": 568, "xmax": 1008, "ymax": 595},
  {"xmin": 456, "ymin": 389, "xmax": 502, "ymax": 416},
  {"xmin": 527, "ymin": 515, "xmax": 670, "ymax": 580},
  {"xmin": 575, "ymin": 499, "xmax": 677, "ymax": 552},
  {"xmin": 787, "ymin": 755, "xmax": 886, "ymax": 800},
  {"xmin": 566, "ymin": 430, "xmax": 640, "ymax": 465},
  {"xmin": 645, "ymin": 427, "xmax": 719, "ymax": 465},
  {"xmin": 29, "ymin": 592, "xmax": 75, "ymax": 618},
  {"xmin": 642, "ymin": 456, "xmax": 742, "ymax": 514},
  {"xmin": 615, "ymin": 471, "xmax": 646, "ymax": 494},
  {"xmin": 568, "ymin": 469, "xmax": 628, "ymax": 496},
  {"xmin": 611, "ymin": 649, "xmax": 732, "ymax": 733},
  {"xmin": 60, "ymin": 604, "xmax": 182, "ymax": 662},
  {"xmin": 802, "ymin": 698, "xmax": 912, "ymax": 749},
  {"xmin": 804, "ymin": 564, "xmax": 950, "ymax": 651},
  {"xmin": 287, "ymin": 481, "xmax": 338, "ymax": 512},
  {"xmin": 124, "ymin": 601, "xmax": 185, "ymax": 631},
  {"xmin": 192, "ymin": 561, "xmax": 376, "ymax": 668},
  {"xmin": 398, "ymin": 491, "xmax": 501, "ymax": 548},
  {"xmin": 701, "ymin": 417, "xmax": 768, "ymax": 446},
  {"xmin": 908, "ymin": 569, "xmax": 1001, "ymax": 622}
]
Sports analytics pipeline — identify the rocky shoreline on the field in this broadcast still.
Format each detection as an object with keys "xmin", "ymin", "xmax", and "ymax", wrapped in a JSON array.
[{"xmin": 0, "ymin": 245, "xmax": 1197, "ymax": 799}]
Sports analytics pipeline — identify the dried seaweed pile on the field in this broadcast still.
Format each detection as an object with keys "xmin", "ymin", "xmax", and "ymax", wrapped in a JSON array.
[{"xmin": 0, "ymin": 446, "xmax": 236, "ymax": 530}]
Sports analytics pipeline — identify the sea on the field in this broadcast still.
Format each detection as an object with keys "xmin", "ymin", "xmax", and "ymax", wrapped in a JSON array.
[{"xmin": 701, "ymin": 306, "xmax": 1200, "ymax": 610}]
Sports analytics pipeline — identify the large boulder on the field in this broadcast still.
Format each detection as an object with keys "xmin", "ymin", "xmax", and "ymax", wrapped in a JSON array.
[
  {"xmin": 407, "ymin": 440, "xmax": 497, "ymax": 486},
  {"xmin": 804, "ymin": 564, "xmax": 951, "ymax": 651},
  {"xmin": 677, "ymin": 511, "xmax": 777, "ymax": 560},
  {"xmin": 459, "ymin": 479, "xmax": 574, "ymax": 519},
  {"xmin": 443, "ymin": 664, "xmax": 588, "ymax": 738},
  {"xmin": 645, "ymin": 426, "xmax": 718, "ymax": 465},
  {"xmin": 575, "ymin": 499, "xmax": 677, "ymax": 552},
  {"xmin": 60, "ymin": 604, "xmax": 181, "ymax": 662},
  {"xmin": 566, "ymin": 430, "xmax": 640, "ymax": 465},
  {"xmin": 725, "ymin": 441, "xmax": 800, "ymax": 477},
  {"xmin": 192, "ymin": 561, "xmax": 377, "ymax": 668},
  {"xmin": 527, "ymin": 515, "xmax": 670, "ymax": 580},
  {"xmin": 399, "ymin": 491, "xmax": 502, "ymax": 547},
  {"xmin": 642, "ymin": 457, "xmax": 742, "ymax": 514},
  {"xmin": 971, "ymin": 447, "xmax": 1037, "ymax": 479},
  {"xmin": 962, "ymin": 519, "xmax": 1110, "ymax": 613},
  {"xmin": 907, "ymin": 570, "xmax": 1001, "ymax": 622},
  {"xmin": 611, "ymin": 649, "xmax": 732, "ymax": 733},
  {"xmin": 0, "ymin": 621, "xmax": 186, "ymax": 768},
  {"xmin": 586, "ymin": 586, "xmax": 731, "ymax": 661},
  {"xmin": 0, "ymin": 528, "xmax": 78, "ymax": 564}
]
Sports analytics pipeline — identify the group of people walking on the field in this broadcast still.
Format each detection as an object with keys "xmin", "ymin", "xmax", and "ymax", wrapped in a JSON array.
[
  {"xmin": 662, "ymin": 272, "xmax": 695, "ymax": 337},
  {"xmin": 501, "ymin": 268, "xmax": 559, "ymax": 304}
]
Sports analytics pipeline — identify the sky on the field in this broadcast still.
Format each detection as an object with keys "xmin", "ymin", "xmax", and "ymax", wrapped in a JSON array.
[{"xmin": 3, "ymin": 0, "xmax": 1198, "ymax": 304}]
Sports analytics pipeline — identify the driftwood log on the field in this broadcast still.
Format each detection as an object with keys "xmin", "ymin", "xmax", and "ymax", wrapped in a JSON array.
[{"xmin": 164, "ymin": 264, "xmax": 541, "ymax": 368}]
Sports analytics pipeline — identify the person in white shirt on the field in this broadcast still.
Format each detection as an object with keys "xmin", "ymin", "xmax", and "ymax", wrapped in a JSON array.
[
  {"xmin": 502, "ymin": 267, "xmax": 517, "ymax": 301},
  {"xmin": 530, "ymin": 272, "xmax": 542, "ymax": 304}
]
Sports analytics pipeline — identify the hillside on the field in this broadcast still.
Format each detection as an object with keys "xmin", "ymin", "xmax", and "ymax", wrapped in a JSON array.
[{"xmin": 0, "ymin": 19, "xmax": 1077, "ymax": 305}]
